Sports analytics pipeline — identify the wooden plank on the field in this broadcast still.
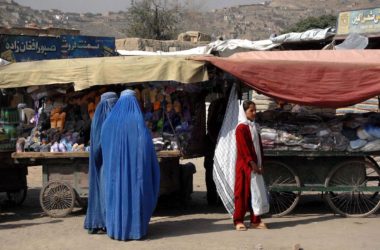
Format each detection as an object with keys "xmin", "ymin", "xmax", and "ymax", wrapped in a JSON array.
[
  {"xmin": 157, "ymin": 150, "xmax": 181, "ymax": 158},
  {"xmin": 12, "ymin": 152, "xmax": 89, "ymax": 159},
  {"xmin": 12, "ymin": 150, "xmax": 181, "ymax": 159}
]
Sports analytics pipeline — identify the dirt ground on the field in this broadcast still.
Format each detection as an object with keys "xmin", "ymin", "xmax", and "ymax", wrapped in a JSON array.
[{"xmin": 0, "ymin": 158, "xmax": 379, "ymax": 250}]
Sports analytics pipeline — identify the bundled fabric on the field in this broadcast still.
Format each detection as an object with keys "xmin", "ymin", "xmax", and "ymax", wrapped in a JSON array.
[
  {"xmin": 361, "ymin": 139, "xmax": 380, "ymax": 152},
  {"xmin": 364, "ymin": 124, "xmax": 380, "ymax": 139},
  {"xmin": 349, "ymin": 139, "xmax": 367, "ymax": 150},
  {"xmin": 250, "ymin": 173, "xmax": 270, "ymax": 216},
  {"xmin": 255, "ymin": 111, "xmax": 380, "ymax": 152},
  {"xmin": 101, "ymin": 89, "xmax": 160, "ymax": 241},
  {"xmin": 84, "ymin": 92, "xmax": 118, "ymax": 231}
]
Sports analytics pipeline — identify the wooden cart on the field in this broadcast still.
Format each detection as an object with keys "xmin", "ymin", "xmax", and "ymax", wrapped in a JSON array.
[
  {"xmin": 12, "ymin": 150, "xmax": 185, "ymax": 217},
  {"xmin": 263, "ymin": 150, "xmax": 380, "ymax": 217}
]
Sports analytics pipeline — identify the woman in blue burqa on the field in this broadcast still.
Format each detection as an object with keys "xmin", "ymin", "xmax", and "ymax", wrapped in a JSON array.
[
  {"xmin": 101, "ymin": 89, "xmax": 160, "ymax": 240},
  {"xmin": 84, "ymin": 92, "xmax": 118, "ymax": 233}
]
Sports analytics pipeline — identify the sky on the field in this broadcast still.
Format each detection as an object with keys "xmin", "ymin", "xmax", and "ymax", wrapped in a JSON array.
[{"xmin": 14, "ymin": 0, "xmax": 262, "ymax": 13}]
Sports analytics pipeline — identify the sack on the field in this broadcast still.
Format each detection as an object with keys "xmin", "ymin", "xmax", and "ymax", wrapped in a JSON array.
[{"xmin": 250, "ymin": 173, "xmax": 270, "ymax": 216}]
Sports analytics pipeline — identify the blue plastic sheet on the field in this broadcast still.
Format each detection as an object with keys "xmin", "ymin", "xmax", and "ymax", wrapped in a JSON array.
[
  {"xmin": 84, "ymin": 92, "xmax": 118, "ymax": 230},
  {"xmin": 101, "ymin": 89, "xmax": 160, "ymax": 240}
]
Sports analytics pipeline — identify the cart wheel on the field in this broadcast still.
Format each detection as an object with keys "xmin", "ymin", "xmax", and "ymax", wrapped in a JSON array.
[
  {"xmin": 39, "ymin": 181, "xmax": 76, "ymax": 218},
  {"xmin": 325, "ymin": 159, "xmax": 380, "ymax": 217},
  {"xmin": 7, "ymin": 187, "xmax": 27, "ymax": 206},
  {"xmin": 74, "ymin": 190, "xmax": 87, "ymax": 209},
  {"xmin": 264, "ymin": 160, "xmax": 301, "ymax": 217}
]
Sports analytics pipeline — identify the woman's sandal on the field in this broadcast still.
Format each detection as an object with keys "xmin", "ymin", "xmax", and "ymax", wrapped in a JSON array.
[
  {"xmin": 235, "ymin": 223, "xmax": 247, "ymax": 231},
  {"xmin": 251, "ymin": 222, "xmax": 268, "ymax": 229}
]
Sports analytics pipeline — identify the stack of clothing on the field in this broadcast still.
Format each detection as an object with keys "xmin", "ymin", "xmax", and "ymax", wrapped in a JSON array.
[{"xmin": 256, "ymin": 111, "xmax": 380, "ymax": 152}]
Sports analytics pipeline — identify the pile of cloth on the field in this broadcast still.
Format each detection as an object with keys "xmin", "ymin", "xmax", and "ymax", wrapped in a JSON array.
[{"xmin": 256, "ymin": 110, "xmax": 380, "ymax": 152}]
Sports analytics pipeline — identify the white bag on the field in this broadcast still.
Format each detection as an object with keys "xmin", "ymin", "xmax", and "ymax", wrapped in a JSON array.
[{"xmin": 250, "ymin": 173, "xmax": 270, "ymax": 216}]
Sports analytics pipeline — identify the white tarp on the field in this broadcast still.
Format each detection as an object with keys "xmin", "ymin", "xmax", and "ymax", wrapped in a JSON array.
[
  {"xmin": 270, "ymin": 27, "xmax": 335, "ymax": 44},
  {"xmin": 0, "ymin": 58, "xmax": 10, "ymax": 66},
  {"xmin": 209, "ymin": 39, "xmax": 280, "ymax": 51},
  {"xmin": 117, "ymin": 27, "xmax": 336, "ymax": 58},
  {"xmin": 117, "ymin": 39, "xmax": 280, "ymax": 57}
]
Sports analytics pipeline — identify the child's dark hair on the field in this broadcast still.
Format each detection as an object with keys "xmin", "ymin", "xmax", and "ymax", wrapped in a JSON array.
[{"xmin": 242, "ymin": 100, "xmax": 256, "ymax": 111}]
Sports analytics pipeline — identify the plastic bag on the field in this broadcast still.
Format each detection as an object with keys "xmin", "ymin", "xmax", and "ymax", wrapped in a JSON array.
[{"xmin": 250, "ymin": 173, "xmax": 270, "ymax": 216}]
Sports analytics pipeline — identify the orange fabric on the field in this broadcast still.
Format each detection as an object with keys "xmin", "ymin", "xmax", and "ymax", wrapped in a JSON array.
[
  {"xmin": 153, "ymin": 101, "xmax": 161, "ymax": 111},
  {"xmin": 194, "ymin": 50, "xmax": 380, "ymax": 108},
  {"xmin": 88, "ymin": 102, "xmax": 96, "ymax": 120},
  {"xmin": 50, "ymin": 112, "xmax": 59, "ymax": 129},
  {"xmin": 57, "ymin": 112, "xmax": 66, "ymax": 131}
]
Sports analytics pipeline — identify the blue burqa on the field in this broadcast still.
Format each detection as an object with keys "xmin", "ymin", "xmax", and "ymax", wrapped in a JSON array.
[
  {"xmin": 101, "ymin": 89, "xmax": 160, "ymax": 240},
  {"xmin": 84, "ymin": 92, "xmax": 118, "ymax": 230}
]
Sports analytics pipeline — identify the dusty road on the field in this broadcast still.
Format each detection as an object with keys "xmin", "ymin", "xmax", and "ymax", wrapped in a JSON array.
[{"xmin": 1, "ymin": 158, "xmax": 379, "ymax": 250}]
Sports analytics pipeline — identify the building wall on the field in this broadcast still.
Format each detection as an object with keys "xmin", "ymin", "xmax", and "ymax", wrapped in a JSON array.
[
  {"xmin": 0, "ymin": 26, "xmax": 80, "ymax": 36},
  {"xmin": 115, "ymin": 37, "xmax": 208, "ymax": 52}
]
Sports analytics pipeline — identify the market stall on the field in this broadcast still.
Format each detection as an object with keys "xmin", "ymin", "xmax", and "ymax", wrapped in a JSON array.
[
  {"xmin": 0, "ymin": 55, "xmax": 214, "ymax": 217},
  {"xmin": 196, "ymin": 50, "xmax": 380, "ymax": 217},
  {"xmin": 0, "ymin": 89, "xmax": 29, "ymax": 206}
]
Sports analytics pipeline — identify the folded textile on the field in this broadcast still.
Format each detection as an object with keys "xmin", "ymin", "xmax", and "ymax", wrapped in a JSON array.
[
  {"xmin": 349, "ymin": 139, "xmax": 367, "ymax": 150},
  {"xmin": 364, "ymin": 124, "xmax": 380, "ymax": 139},
  {"xmin": 261, "ymin": 131, "xmax": 277, "ymax": 141},
  {"xmin": 357, "ymin": 127, "xmax": 375, "ymax": 141},
  {"xmin": 361, "ymin": 139, "xmax": 380, "ymax": 151}
]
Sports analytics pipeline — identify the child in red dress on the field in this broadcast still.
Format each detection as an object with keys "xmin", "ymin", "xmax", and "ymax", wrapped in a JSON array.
[{"xmin": 234, "ymin": 100, "xmax": 268, "ymax": 231}]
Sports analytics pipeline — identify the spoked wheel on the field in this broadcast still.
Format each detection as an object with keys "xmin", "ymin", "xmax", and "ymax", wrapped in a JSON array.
[
  {"xmin": 74, "ymin": 190, "xmax": 87, "ymax": 209},
  {"xmin": 264, "ymin": 160, "xmax": 301, "ymax": 217},
  {"xmin": 39, "ymin": 181, "xmax": 75, "ymax": 218},
  {"xmin": 325, "ymin": 159, "xmax": 380, "ymax": 217},
  {"xmin": 7, "ymin": 186, "xmax": 27, "ymax": 206}
]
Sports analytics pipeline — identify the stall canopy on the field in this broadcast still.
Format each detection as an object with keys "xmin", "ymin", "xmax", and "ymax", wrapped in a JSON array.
[
  {"xmin": 195, "ymin": 50, "xmax": 380, "ymax": 108},
  {"xmin": 0, "ymin": 56, "xmax": 208, "ymax": 91}
]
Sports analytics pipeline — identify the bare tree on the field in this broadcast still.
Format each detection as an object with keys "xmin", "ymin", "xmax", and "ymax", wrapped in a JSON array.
[{"xmin": 126, "ymin": 0, "xmax": 181, "ymax": 40}]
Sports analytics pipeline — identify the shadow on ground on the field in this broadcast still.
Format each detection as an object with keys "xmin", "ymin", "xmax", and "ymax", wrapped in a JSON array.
[
  {"xmin": 1, "ymin": 188, "xmax": 378, "ymax": 232},
  {"xmin": 148, "ymin": 217, "xmax": 232, "ymax": 239}
]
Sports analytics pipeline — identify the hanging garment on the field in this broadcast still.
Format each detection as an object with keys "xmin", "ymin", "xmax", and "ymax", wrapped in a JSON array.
[
  {"xmin": 84, "ymin": 92, "xmax": 118, "ymax": 230},
  {"xmin": 213, "ymin": 83, "xmax": 239, "ymax": 215},
  {"xmin": 101, "ymin": 89, "xmax": 160, "ymax": 241}
]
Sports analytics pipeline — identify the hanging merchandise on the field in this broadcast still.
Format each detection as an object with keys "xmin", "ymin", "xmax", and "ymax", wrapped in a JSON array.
[
  {"xmin": 213, "ymin": 83, "xmax": 239, "ymax": 216},
  {"xmin": 19, "ymin": 87, "xmax": 103, "ymax": 153},
  {"xmin": 135, "ymin": 83, "xmax": 205, "ymax": 157}
]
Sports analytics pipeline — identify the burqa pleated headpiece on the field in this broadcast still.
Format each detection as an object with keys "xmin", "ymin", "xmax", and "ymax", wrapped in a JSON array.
[
  {"xmin": 120, "ymin": 89, "xmax": 136, "ymax": 97},
  {"xmin": 101, "ymin": 92, "xmax": 118, "ymax": 101}
]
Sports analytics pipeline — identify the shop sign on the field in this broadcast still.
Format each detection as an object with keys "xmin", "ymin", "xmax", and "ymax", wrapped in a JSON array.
[
  {"xmin": 61, "ymin": 35, "xmax": 115, "ymax": 58},
  {"xmin": 337, "ymin": 7, "xmax": 380, "ymax": 36},
  {"xmin": 0, "ymin": 34, "xmax": 61, "ymax": 62}
]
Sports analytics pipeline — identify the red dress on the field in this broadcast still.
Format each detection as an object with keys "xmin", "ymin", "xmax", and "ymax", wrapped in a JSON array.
[{"xmin": 233, "ymin": 123, "xmax": 263, "ymax": 225}]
